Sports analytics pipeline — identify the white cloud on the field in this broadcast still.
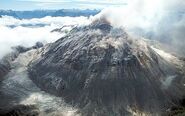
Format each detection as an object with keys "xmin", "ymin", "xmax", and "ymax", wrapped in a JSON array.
[
  {"xmin": 0, "ymin": 16, "xmax": 90, "ymax": 59},
  {"xmin": 1, "ymin": 0, "xmax": 185, "ymax": 58},
  {"xmin": 0, "ymin": 15, "xmax": 90, "ymax": 26}
]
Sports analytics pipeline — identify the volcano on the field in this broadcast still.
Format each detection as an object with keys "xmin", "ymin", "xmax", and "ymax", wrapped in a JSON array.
[{"xmin": 27, "ymin": 19, "xmax": 185, "ymax": 115}]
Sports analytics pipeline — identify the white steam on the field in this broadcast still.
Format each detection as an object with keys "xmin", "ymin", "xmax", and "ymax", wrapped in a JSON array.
[
  {"xmin": 92, "ymin": 0, "xmax": 163, "ymax": 29},
  {"xmin": 92, "ymin": 0, "xmax": 185, "ymax": 56},
  {"xmin": 161, "ymin": 75, "xmax": 176, "ymax": 89},
  {"xmin": 93, "ymin": 0, "xmax": 184, "ymax": 29}
]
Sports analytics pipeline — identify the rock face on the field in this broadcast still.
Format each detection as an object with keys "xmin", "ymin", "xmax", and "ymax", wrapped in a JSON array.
[
  {"xmin": 0, "ymin": 64, "xmax": 9, "ymax": 79},
  {"xmin": 0, "ymin": 54, "xmax": 15, "ymax": 79},
  {"xmin": 28, "ymin": 19, "xmax": 185, "ymax": 115},
  {"xmin": 0, "ymin": 42, "xmax": 44, "ymax": 80},
  {"xmin": 0, "ymin": 105, "xmax": 39, "ymax": 116}
]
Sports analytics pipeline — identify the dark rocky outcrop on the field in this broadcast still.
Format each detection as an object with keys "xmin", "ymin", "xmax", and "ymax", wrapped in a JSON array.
[
  {"xmin": 28, "ymin": 19, "xmax": 185, "ymax": 115},
  {"xmin": 162, "ymin": 98, "xmax": 185, "ymax": 116},
  {"xmin": 0, "ymin": 64, "xmax": 9, "ymax": 79},
  {"xmin": 12, "ymin": 42, "xmax": 43, "ymax": 54},
  {"xmin": 0, "ymin": 105, "xmax": 39, "ymax": 116},
  {"xmin": 0, "ymin": 54, "xmax": 15, "ymax": 79}
]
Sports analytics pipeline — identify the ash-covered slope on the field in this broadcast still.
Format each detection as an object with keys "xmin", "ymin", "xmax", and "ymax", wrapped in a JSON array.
[
  {"xmin": 0, "ymin": 64, "xmax": 9, "ymax": 79},
  {"xmin": 28, "ymin": 19, "xmax": 185, "ymax": 115}
]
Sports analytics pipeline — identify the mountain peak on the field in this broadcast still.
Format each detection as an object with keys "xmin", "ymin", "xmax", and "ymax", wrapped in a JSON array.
[
  {"xmin": 28, "ymin": 20, "xmax": 185, "ymax": 115},
  {"xmin": 91, "ymin": 17, "xmax": 112, "ymax": 31}
]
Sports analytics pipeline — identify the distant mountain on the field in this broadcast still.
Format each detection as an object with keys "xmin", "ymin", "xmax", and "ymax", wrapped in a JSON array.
[{"xmin": 0, "ymin": 9, "xmax": 100, "ymax": 19}]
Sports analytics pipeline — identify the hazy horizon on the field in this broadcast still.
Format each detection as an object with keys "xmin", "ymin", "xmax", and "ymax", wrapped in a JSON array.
[
  {"xmin": 0, "ymin": 8, "xmax": 101, "ymax": 11},
  {"xmin": 0, "ymin": 0, "xmax": 127, "ymax": 11}
]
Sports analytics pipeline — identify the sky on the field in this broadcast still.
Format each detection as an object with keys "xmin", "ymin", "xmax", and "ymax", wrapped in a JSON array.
[{"xmin": 0, "ymin": 0, "xmax": 127, "ymax": 10}]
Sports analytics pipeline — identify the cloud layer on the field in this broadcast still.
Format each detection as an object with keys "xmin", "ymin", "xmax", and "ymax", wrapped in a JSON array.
[
  {"xmin": 1, "ymin": 0, "xmax": 185, "ymax": 58},
  {"xmin": 0, "ymin": 16, "xmax": 90, "ymax": 59}
]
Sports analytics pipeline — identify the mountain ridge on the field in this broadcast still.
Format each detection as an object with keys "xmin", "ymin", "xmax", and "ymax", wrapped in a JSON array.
[{"xmin": 0, "ymin": 9, "xmax": 100, "ymax": 19}]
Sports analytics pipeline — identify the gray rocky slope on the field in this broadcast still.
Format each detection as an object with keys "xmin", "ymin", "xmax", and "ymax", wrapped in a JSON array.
[
  {"xmin": 27, "ymin": 19, "xmax": 185, "ymax": 115},
  {"xmin": 0, "ymin": 46, "xmax": 79, "ymax": 116}
]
